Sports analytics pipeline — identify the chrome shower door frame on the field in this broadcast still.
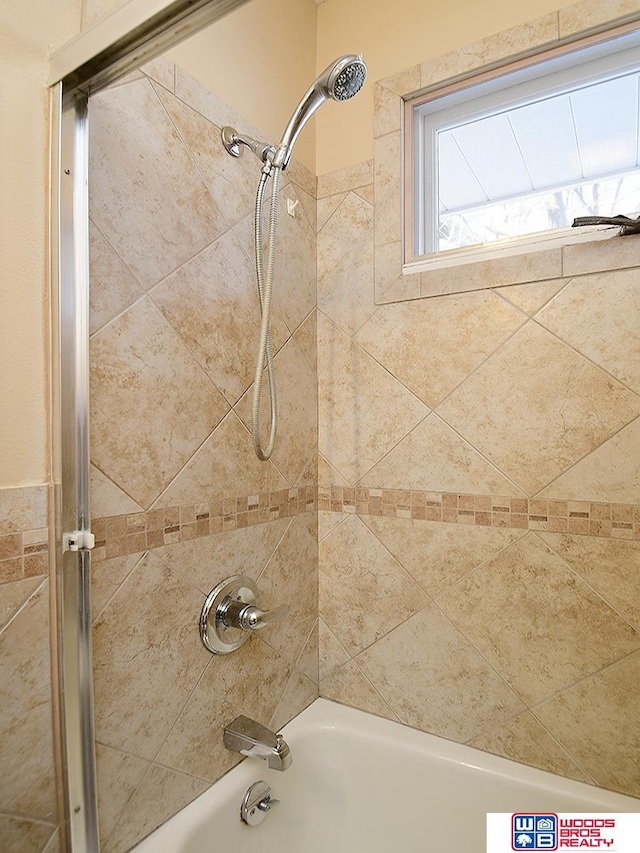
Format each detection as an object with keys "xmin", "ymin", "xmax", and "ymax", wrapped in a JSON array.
[{"xmin": 50, "ymin": 2, "xmax": 250, "ymax": 850}]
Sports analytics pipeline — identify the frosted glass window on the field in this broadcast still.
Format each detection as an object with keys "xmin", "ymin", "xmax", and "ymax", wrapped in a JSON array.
[{"xmin": 412, "ymin": 28, "xmax": 640, "ymax": 257}]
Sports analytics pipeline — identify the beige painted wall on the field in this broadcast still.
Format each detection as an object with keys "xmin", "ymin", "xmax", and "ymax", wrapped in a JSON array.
[
  {"xmin": 316, "ymin": 0, "xmax": 580, "ymax": 175},
  {"xmin": 0, "ymin": 0, "xmax": 82, "ymax": 487}
]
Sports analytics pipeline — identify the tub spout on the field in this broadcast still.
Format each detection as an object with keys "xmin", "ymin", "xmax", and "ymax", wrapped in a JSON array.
[{"xmin": 223, "ymin": 716, "xmax": 292, "ymax": 771}]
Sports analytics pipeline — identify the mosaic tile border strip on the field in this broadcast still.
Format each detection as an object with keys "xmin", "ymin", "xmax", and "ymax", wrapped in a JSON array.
[
  {"xmin": 92, "ymin": 486, "xmax": 317, "ymax": 562},
  {"xmin": 0, "ymin": 528, "xmax": 49, "ymax": 584},
  {"xmin": 319, "ymin": 486, "xmax": 640, "ymax": 541}
]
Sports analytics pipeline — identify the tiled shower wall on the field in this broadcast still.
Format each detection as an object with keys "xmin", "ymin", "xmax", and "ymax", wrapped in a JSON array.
[
  {"xmin": 316, "ymin": 151, "xmax": 640, "ymax": 799},
  {"xmin": 0, "ymin": 486, "xmax": 59, "ymax": 852},
  {"xmin": 88, "ymin": 57, "xmax": 318, "ymax": 851}
]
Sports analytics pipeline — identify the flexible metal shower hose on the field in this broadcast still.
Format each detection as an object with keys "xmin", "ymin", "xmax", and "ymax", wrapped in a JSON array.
[{"xmin": 251, "ymin": 165, "xmax": 281, "ymax": 460}]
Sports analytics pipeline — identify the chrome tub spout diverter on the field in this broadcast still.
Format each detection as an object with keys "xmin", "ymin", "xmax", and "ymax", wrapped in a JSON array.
[{"xmin": 224, "ymin": 716, "xmax": 292, "ymax": 771}]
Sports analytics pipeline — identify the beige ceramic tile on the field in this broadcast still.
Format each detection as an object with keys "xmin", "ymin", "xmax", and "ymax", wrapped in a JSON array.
[
  {"xmin": 374, "ymin": 131, "xmax": 401, "ymax": 248},
  {"xmin": 0, "ymin": 581, "xmax": 56, "ymax": 820},
  {"xmin": 41, "ymin": 829, "xmax": 60, "ymax": 853},
  {"xmin": 290, "ymin": 182, "xmax": 317, "ymax": 233},
  {"xmin": 90, "ymin": 464, "xmax": 143, "ymax": 518},
  {"xmin": 95, "ymin": 744, "xmax": 149, "ymax": 842},
  {"xmin": 536, "ymin": 269, "xmax": 640, "ymax": 393},
  {"xmin": 296, "ymin": 620, "xmax": 319, "ymax": 684},
  {"xmin": 421, "ymin": 249, "xmax": 562, "ymax": 299},
  {"xmin": 373, "ymin": 82, "xmax": 402, "ymax": 139},
  {"xmin": 319, "ymin": 515, "xmax": 429, "ymax": 656},
  {"xmin": 89, "ymin": 78, "xmax": 228, "ymax": 289},
  {"xmin": 156, "ymin": 636, "xmax": 291, "ymax": 781},
  {"xmin": 353, "ymin": 184, "xmax": 374, "ymax": 205},
  {"xmin": 256, "ymin": 514, "xmax": 318, "ymax": 666},
  {"xmin": 378, "ymin": 65, "xmax": 421, "ymax": 97},
  {"xmin": 538, "ymin": 533, "xmax": 640, "ymax": 630},
  {"xmin": 0, "ymin": 486, "xmax": 47, "ymax": 535},
  {"xmin": 103, "ymin": 763, "xmax": 209, "ymax": 853},
  {"xmin": 538, "ymin": 416, "xmax": 640, "ymax": 503},
  {"xmin": 355, "ymin": 290, "xmax": 523, "ymax": 408},
  {"xmin": 318, "ymin": 453, "xmax": 350, "ymax": 488},
  {"xmin": 234, "ymin": 311, "xmax": 316, "ymax": 485},
  {"xmin": 559, "ymin": 0, "xmax": 640, "ymax": 37},
  {"xmin": 318, "ymin": 313, "xmax": 429, "ymax": 484},
  {"xmin": 420, "ymin": 13, "xmax": 559, "ymax": 88},
  {"xmin": 270, "ymin": 668, "xmax": 318, "ymax": 731},
  {"xmin": 141, "ymin": 55, "xmax": 175, "ymax": 91},
  {"xmin": 317, "ymin": 160, "xmax": 373, "ymax": 198},
  {"xmin": 151, "ymin": 229, "xmax": 288, "ymax": 405},
  {"xmin": 174, "ymin": 66, "xmax": 259, "ymax": 139},
  {"xmin": 287, "ymin": 157, "xmax": 317, "ymax": 200},
  {"xmin": 318, "ymin": 192, "xmax": 376, "ymax": 337},
  {"xmin": 438, "ymin": 534, "xmax": 640, "ymax": 705},
  {"xmin": 154, "ymin": 85, "xmax": 257, "ymax": 229},
  {"xmin": 0, "ymin": 815, "xmax": 56, "ymax": 853},
  {"xmin": 374, "ymin": 241, "xmax": 402, "ymax": 298},
  {"xmin": 294, "ymin": 453, "xmax": 317, "ymax": 488},
  {"xmin": 93, "ymin": 551, "xmax": 210, "ymax": 760},
  {"xmin": 356, "ymin": 605, "xmax": 525, "ymax": 741},
  {"xmin": 468, "ymin": 711, "xmax": 591, "ymax": 783},
  {"xmin": 89, "ymin": 220, "xmax": 143, "ymax": 335},
  {"xmin": 362, "ymin": 516, "xmax": 523, "ymax": 596},
  {"xmin": 318, "ymin": 618, "xmax": 350, "ymax": 681},
  {"xmin": 151, "ymin": 411, "xmax": 283, "ymax": 509},
  {"xmin": 562, "ymin": 232, "xmax": 640, "ymax": 277},
  {"xmin": 534, "ymin": 651, "xmax": 640, "ymax": 799},
  {"xmin": 156, "ymin": 517, "xmax": 292, "ymax": 593},
  {"xmin": 359, "ymin": 413, "xmax": 525, "ymax": 496},
  {"xmin": 438, "ymin": 321, "xmax": 640, "ymax": 495},
  {"xmin": 0, "ymin": 577, "xmax": 41, "ymax": 632},
  {"xmin": 495, "ymin": 279, "xmax": 565, "ymax": 315},
  {"xmin": 91, "ymin": 553, "xmax": 145, "ymax": 622},
  {"xmin": 320, "ymin": 660, "xmax": 400, "ymax": 723},
  {"xmin": 90, "ymin": 297, "xmax": 229, "ymax": 508},
  {"xmin": 317, "ymin": 192, "xmax": 348, "ymax": 232},
  {"xmin": 318, "ymin": 511, "xmax": 345, "ymax": 541}
]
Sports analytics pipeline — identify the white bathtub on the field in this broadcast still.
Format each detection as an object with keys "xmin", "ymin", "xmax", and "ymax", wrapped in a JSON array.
[{"xmin": 134, "ymin": 699, "xmax": 639, "ymax": 852}]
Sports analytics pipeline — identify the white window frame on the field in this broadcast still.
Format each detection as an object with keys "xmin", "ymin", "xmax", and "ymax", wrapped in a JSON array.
[{"xmin": 403, "ymin": 20, "xmax": 640, "ymax": 277}]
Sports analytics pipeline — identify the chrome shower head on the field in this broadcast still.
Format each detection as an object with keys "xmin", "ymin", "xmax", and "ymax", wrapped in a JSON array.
[{"xmin": 273, "ymin": 54, "xmax": 367, "ymax": 169}]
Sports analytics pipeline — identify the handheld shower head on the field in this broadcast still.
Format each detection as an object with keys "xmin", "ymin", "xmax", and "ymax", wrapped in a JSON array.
[{"xmin": 273, "ymin": 54, "xmax": 367, "ymax": 169}]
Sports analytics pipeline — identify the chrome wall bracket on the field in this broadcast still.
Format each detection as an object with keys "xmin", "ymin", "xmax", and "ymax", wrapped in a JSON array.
[{"xmin": 199, "ymin": 575, "xmax": 289, "ymax": 654}]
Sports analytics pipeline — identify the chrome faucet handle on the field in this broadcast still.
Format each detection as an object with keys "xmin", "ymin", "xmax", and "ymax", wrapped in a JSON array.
[
  {"xmin": 229, "ymin": 602, "xmax": 290, "ymax": 631},
  {"xmin": 199, "ymin": 575, "xmax": 291, "ymax": 654}
]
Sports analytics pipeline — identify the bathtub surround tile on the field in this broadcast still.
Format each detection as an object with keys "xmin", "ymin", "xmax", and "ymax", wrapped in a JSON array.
[
  {"xmin": 0, "ymin": 581, "xmax": 56, "ymax": 821},
  {"xmin": 90, "ymin": 297, "xmax": 229, "ymax": 509},
  {"xmin": 89, "ymin": 78, "xmax": 228, "ymax": 290},
  {"xmin": 256, "ymin": 514, "xmax": 318, "ymax": 667},
  {"xmin": 154, "ymin": 86, "xmax": 257, "ymax": 230},
  {"xmin": 437, "ymin": 534, "xmax": 640, "ymax": 705},
  {"xmin": 361, "ymin": 516, "xmax": 523, "ymax": 597},
  {"xmin": 562, "ymin": 232, "xmax": 640, "ymax": 277},
  {"xmin": 558, "ymin": 0, "xmax": 640, "ymax": 38},
  {"xmin": 537, "ymin": 533, "xmax": 640, "ymax": 630},
  {"xmin": 320, "ymin": 660, "xmax": 400, "ymax": 723},
  {"xmin": 296, "ymin": 620, "xmax": 319, "ymax": 684},
  {"xmin": 374, "ymin": 131, "xmax": 402, "ymax": 249},
  {"xmin": 318, "ymin": 511, "xmax": 345, "ymax": 541},
  {"xmin": 318, "ymin": 313, "xmax": 429, "ymax": 484},
  {"xmin": 95, "ymin": 744, "xmax": 150, "ymax": 843},
  {"xmin": 468, "ymin": 711, "xmax": 592, "ymax": 784},
  {"xmin": 317, "ymin": 192, "xmax": 347, "ymax": 233},
  {"xmin": 151, "ymin": 229, "xmax": 288, "ymax": 406},
  {"xmin": 495, "ymin": 280, "xmax": 566, "ymax": 315},
  {"xmin": 0, "ymin": 577, "xmax": 42, "ymax": 631},
  {"xmin": 317, "ymin": 192, "xmax": 376, "ymax": 338},
  {"xmin": 0, "ymin": 814, "xmax": 56, "ymax": 853},
  {"xmin": 151, "ymin": 411, "xmax": 280, "ymax": 509},
  {"xmin": 359, "ymin": 414, "xmax": 525, "ymax": 497},
  {"xmin": 42, "ymin": 830, "xmax": 60, "ymax": 853},
  {"xmin": 91, "ymin": 553, "xmax": 145, "ymax": 621},
  {"xmin": 438, "ymin": 322, "xmax": 640, "ymax": 495},
  {"xmin": 538, "ymin": 417, "xmax": 640, "ymax": 504},
  {"xmin": 270, "ymin": 668, "xmax": 318, "ymax": 732},
  {"xmin": 534, "ymin": 651, "xmax": 640, "ymax": 799},
  {"xmin": 235, "ymin": 311, "xmax": 317, "ymax": 486},
  {"xmin": 156, "ymin": 636, "xmax": 291, "ymax": 781},
  {"xmin": 141, "ymin": 55, "xmax": 175, "ymax": 92},
  {"xmin": 320, "ymin": 515, "xmax": 429, "ymax": 657},
  {"xmin": 90, "ymin": 465, "xmax": 144, "ymax": 518},
  {"xmin": 536, "ymin": 269, "xmax": 640, "ymax": 393},
  {"xmin": 356, "ymin": 606, "xmax": 525, "ymax": 742},
  {"xmin": 318, "ymin": 619, "xmax": 351, "ymax": 681},
  {"xmin": 0, "ymin": 486, "xmax": 47, "ymax": 536},
  {"xmin": 89, "ymin": 221, "xmax": 143, "ymax": 335},
  {"xmin": 103, "ymin": 764, "xmax": 209, "ymax": 853},
  {"xmin": 317, "ymin": 160, "xmax": 373, "ymax": 199},
  {"xmin": 93, "ymin": 551, "xmax": 210, "ymax": 760},
  {"xmin": 354, "ymin": 291, "xmax": 524, "ymax": 409}
]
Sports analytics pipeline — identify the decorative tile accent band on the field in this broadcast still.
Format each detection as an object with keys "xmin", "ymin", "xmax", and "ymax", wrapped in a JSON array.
[
  {"xmin": 92, "ymin": 486, "xmax": 317, "ymax": 563},
  {"xmin": 319, "ymin": 486, "xmax": 640, "ymax": 541},
  {"xmin": 0, "ymin": 528, "xmax": 49, "ymax": 584}
]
